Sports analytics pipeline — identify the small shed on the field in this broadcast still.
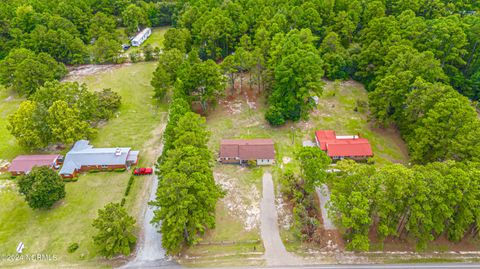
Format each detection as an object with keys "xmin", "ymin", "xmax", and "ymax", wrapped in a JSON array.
[{"xmin": 8, "ymin": 155, "xmax": 61, "ymax": 176}]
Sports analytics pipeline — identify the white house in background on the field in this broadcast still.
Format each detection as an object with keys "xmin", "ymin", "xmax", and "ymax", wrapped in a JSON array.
[{"xmin": 131, "ymin": 28, "xmax": 152, "ymax": 47}]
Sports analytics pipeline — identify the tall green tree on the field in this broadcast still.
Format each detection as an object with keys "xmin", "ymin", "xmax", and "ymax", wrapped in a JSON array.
[
  {"xmin": 47, "ymin": 101, "xmax": 94, "ymax": 145},
  {"xmin": 17, "ymin": 166, "xmax": 65, "ymax": 209},
  {"xmin": 92, "ymin": 203, "xmax": 137, "ymax": 258},
  {"xmin": 266, "ymin": 29, "xmax": 324, "ymax": 125},
  {"xmin": 296, "ymin": 146, "xmax": 331, "ymax": 193},
  {"xmin": 0, "ymin": 48, "xmax": 67, "ymax": 96}
]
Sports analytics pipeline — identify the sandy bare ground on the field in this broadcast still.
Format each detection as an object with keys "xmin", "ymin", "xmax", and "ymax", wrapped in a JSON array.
[
  {"xmin": 214, "ymin": 170, "xmax": 261, "ymax": 231},
  {"xmin": 260, "ymin": 172, "xmax": 302, "ymax": 266},
  {"xmin": 63, "ymin": 64, "xmax": 131, "ymax": 81}
]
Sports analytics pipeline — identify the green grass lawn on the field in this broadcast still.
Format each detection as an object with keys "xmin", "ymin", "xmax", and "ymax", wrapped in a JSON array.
[
  {"xmin": 0, "ymin": 62, "xmax": 165, "ymax": 268},
  {"xmin": 0, "ymin": 89, "xmax": 27, "ymax": 162}
]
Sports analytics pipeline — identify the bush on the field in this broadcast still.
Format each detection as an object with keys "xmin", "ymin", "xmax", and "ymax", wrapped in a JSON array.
[
  {"xmin": 67, "ymin": 243, "xmax": 79, "ymax": 253},
  {"xmin": 88, "ymin": 169, "xmax": 100, "ymax": 173},
  {"xmin": 63, "ymin": 177, "xmax": 78, "ymax": 182},
  {"xmin": 114, "ymin": 168, "xmax": 126, "ymax": 172},
  {"xmin": 124, "ymin": 175, "xmax": 135, "ymax": 197},
  {"xmin": 247, "ymin": 160, "xmax": 257, "ymax": 167},
  {"xmin": 120, "ymin": 197, "xmax": 126, "ymax": 206},
  {"xmin": 265, "ymin": 106, "xmax": 286, "ymax": 126}
]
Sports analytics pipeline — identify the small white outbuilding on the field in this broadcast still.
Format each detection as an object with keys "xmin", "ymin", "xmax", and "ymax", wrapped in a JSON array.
[{"xmin": 131, "ymin": 28, "xmax": 152, "ymax": 47}]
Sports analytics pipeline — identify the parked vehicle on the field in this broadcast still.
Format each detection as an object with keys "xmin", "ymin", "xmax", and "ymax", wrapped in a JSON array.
[{"xmin": 133, "ymin": 167, "xmax": 153, "ymax": 175}]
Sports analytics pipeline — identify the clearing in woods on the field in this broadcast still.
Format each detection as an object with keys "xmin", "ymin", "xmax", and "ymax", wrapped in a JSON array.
[{"xmin": 178, "ymin": 76, "xmax": 409, "ymax": 267}]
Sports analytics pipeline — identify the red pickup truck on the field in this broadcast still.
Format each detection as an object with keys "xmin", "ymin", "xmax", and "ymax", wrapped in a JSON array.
[{"xmin": 133, "ymin": 167, "xmax": 153, "ymax": 176}]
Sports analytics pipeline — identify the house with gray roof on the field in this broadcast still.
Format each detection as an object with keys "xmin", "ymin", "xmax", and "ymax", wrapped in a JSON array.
[{"xmin": 59, "ymin": 140, "xmax": 139, "ymax": 178}]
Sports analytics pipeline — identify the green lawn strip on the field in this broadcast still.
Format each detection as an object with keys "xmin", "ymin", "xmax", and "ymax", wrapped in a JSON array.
[
  {"xmin": 0, "ymin": 62, "xmax": 162, "ymax": 266},
  {"xmin": 0, "ymin": 89, "xmax": 27, "ymax": 161}
]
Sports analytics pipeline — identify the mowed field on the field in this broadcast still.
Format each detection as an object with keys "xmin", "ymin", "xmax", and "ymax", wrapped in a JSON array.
[
  {"xmin": 0, "ymin": 62, "xmax": 164, "ymax": 268},
  {"xmin": 179, "ymin": 79, "xmax": 409, "ymax": 266}
]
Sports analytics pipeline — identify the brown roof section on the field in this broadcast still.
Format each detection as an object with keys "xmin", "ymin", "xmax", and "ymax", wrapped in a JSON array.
[
  {"xmin": 220, "ymin": 139, "xmax": 275, "ymax": 160},
  {"xmin": 8, "ymin": 155, "xmax": 60, "ymax": 173}
]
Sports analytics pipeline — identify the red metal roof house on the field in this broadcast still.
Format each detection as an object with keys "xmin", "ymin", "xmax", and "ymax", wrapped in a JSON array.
[
  {"xmin": 315, "ymin": 130, "xmax": 373, "ymax": 160},
  {"xmin": 219, "ymin": 139, "xmax": 275, "ymax": 165},
  {"xmin": 8, "ymin": 155, "xmax": 61, "ymax": 176}
]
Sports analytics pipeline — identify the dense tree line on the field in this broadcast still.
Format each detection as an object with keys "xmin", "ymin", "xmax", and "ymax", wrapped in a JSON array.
[
  {"xmin": 167, "ymin": 0, "xmax": 479, "ymax": 164},
  {"xmin": 7, "ymin": 81, "xmax": 121, "ymax": 149},
  {"xmin": 151, "ymin": 41, "xmax": 223, "ymax": 253},
  {"xmin": 0, "ymin": 0, "xmax": 177, "ymax": 66},
  {"xmin": 280, "ymin": 147, "xmax": 330, "ymax": 242},
  {"xmin": 150, "ymin": 90, "xmax": 223, "ymax": 253},
  {"xmin": 328, "ymin": 160, "xmax": 480, "ymax": 251}
]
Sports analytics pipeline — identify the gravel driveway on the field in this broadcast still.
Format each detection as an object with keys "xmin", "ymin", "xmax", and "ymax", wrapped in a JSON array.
[
  {"xmin": 260, "ymin": 172, "xmax": 302, "ymax": 266},
  {"xmin": 316, "ymin": 184, "xmax": 336, "ymax": 230},
  {"xmin": 120, "ymin": 172, "xmax": 177, "ymax": 268}
]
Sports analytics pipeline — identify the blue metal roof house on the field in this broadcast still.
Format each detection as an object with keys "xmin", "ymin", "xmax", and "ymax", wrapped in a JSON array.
[{"xmin": 59, "ymin": 140, "xmax": 139, "ymax": 178}]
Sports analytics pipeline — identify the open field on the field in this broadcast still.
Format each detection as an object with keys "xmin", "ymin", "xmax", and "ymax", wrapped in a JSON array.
[{"xmin": 0, "ymin": 62, "xmax": 164, "ymax": 268}]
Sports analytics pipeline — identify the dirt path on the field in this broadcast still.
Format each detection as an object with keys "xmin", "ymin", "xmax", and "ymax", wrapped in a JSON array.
[
  {"xmin": 316, "ymin": 184, "xmax": 336, "ymax": 230},
  {"xmin": 260, "ymin": 172, "xmax": 302, "ymax": 266}
]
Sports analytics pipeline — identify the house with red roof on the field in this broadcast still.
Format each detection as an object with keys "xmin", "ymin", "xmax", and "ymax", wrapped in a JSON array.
[
  {"xmin": 219, "ymin": 139, "xmax": 275, "ymax": 165},
  {"xmin": 8, "ymin": 154, "xmax": 62, "ymax": 176},
  {"xmin": 315, "ymin": 130, "xmax": 373, "ymax": 161}
]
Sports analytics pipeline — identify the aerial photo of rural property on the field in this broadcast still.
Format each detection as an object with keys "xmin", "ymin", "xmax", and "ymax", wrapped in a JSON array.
[{"xmin": 0, "ymin": 1, "xmax": 479, "ymax": 269}]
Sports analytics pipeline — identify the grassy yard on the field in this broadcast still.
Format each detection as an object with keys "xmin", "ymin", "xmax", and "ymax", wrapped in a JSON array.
[
  {"xmin": 0, "ymin": 89, "xmax": 27, "ymax": 163},
  {"xmin": 184, "ymin": 78, "xmax": 409, "ymax": 265},
  {"xmin": 0, "ymin": 62, "xmax": 164, "ymax": 268},
  {"xmin": 179, "ymin": 165, "xmax": 265, "ymax": 267}
]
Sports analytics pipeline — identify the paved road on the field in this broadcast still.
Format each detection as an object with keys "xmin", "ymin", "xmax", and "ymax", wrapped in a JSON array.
[
  {"xmin": 260, "ymin": 172, "xmax": 302, "ymax": 266},
  {"xmin": 316, "ymin": 184, "xmax": 335, "ymax": 230},
  {"xmin": 122, "ymin": 263, "xmax": 480, "ymax": 269},
  {"xmin": 269, "ymin": 264, "xmax": 480, "ymax": 269}
]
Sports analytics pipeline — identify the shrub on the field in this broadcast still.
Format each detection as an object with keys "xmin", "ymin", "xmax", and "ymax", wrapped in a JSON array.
[
  {"xmin": 114, "ymin": 168, "xmax": 126, "ymax": 172},
  {"xmin": 265, "ymin": 106, "xmax": 286, "ymax": 126},
  {"xmin": 120, "ymin": 197, "xmax": 126, "ymax": 206},
  {"xmin": 124, "ymin": 175, "xmax": 135, "ymax": 197},
  {"xmin": 67, "ymin": 243, "xmax": 79, "ymax": 253}
]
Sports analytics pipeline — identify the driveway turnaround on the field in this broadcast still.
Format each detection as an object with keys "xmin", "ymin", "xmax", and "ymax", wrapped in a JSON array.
[{"xmin": 260, "ymin": 172, "xmax": 302, "ymax": 266}]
